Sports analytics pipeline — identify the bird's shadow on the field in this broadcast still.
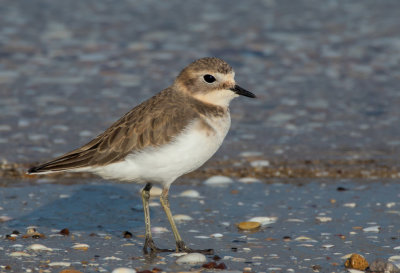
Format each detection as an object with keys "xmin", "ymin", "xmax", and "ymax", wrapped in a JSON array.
[{"xmin": 7, "ymin": 183, "xmax": 145, "ymax": 233}]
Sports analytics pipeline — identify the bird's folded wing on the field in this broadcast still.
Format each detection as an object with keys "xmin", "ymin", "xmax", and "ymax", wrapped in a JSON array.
[{"xmin": 28, "ymin": 89, "xmax": 197, "ymax": 173}]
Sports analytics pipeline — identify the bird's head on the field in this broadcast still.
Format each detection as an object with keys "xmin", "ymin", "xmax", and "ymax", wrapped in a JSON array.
[{"xmin": 174, "ymin": 57, "xmax": 256, "ymax": 107}]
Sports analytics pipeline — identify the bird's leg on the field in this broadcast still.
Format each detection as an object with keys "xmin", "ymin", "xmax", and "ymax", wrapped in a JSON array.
[
  {"xmin": 160, "ymin": 187, "xmax": 214, "ymax": 254},
  {"xmin": 141, "ymin": 183, "xmax": 172, "ymax": 254}
]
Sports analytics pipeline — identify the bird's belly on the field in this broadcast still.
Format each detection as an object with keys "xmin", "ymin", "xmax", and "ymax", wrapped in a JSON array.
[{"xmin": 92, "ymin": 117, "xmax": 230, "ymax": 186}]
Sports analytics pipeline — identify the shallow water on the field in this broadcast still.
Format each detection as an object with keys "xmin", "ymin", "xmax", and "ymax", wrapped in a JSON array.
[
  {"xmin": 0, "ymin": 0, "xmax": 399, "ymax": 168},
  {"xmin": 1, "ymin": 1, "xmax": 400, "ymax": 272},
  {"xmin": 1, "ymin": 178, "xmax": 400, "ymax": 272}
]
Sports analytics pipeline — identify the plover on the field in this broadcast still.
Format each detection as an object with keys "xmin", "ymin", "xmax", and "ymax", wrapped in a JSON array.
[{"xmin": 28, "ymin": 57, "xmax": 256, "ymax": 254}]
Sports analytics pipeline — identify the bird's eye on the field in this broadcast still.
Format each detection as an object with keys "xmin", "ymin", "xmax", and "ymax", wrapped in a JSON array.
[{"xmin": 203, "ymin": 74, "xmax": 216, "ymax": 83}]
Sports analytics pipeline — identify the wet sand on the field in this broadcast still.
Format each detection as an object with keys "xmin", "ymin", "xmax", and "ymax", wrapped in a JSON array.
[
  {"xmin": 1, "ymin": 178, "xmax": 400, "ymax": 272},
  {"xmin": 1, "ymin": 0, "xmax": 400, "ymax": 272}
]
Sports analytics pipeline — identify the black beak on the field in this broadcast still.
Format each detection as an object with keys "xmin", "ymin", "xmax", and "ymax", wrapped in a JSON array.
[{"xmin": 230, "ymin": 85, "xmax": 256, "ymax": 98}]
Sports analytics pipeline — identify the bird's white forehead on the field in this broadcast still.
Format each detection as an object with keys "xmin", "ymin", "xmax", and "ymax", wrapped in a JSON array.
[{"xmin": 214, "ymin": 71, "xmax": 235, "ymax": 82}]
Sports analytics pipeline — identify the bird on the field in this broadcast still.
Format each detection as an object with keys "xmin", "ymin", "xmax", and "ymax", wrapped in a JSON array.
[{"xmin": 27, "ymin": 57, "xmax": 256, "ymax": 254}]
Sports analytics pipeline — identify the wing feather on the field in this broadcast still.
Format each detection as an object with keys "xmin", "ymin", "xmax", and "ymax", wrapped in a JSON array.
[{"xmin": 28, "ymin": 88, "xmax": 198, "ymax": 173}]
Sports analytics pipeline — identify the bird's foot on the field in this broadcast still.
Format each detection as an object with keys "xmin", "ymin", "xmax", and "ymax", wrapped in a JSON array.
[
  {"xmin": 143, "ymin": 237, "xmax": 174, "ymax": 254},
  {"xmin": 176, "ymin": 240, "xmax": 214, "ymax": 255}
]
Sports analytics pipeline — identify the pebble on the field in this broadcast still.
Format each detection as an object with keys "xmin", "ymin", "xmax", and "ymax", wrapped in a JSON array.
[
  {"xmin": 370, "ymin": 258, "xmax": 400, "ymax": 273},
  {"xmin": 173, "ymin": 214, "xmax": 193, "ymax": 221},
  {"xmin": 176, "ymin": 253, "xmax": 207, "ymax": 264},
  {"xmin": 210, "ymin": 233, "xmax": 223, "ymax": 238},
  {"xmin": 344, "ymin": 203, "xmax": 357, "ymax": 208},
  {"xmin": 179, "ymin": 190, "xmax": 201, "ymax": 198},
  {"xmin": 27, "ymin": 244, "xmax": 52, "ymax": 251},
  {"xmin": 111, "ymin": 268, "xmax": 137, "ymax": 273},
  {"xmin": 59, "ymin": 269, "xmax": 84, "ymax": 273},
  {"xmin": 344, "ymin": 253, "xmax": 369, "ymax": 271},
  {"xmin": 204, "ymin": 175, "xmax": 234, "ymax": 186},
  {"xmin": 237, "ymin": 221, "xmax": 261, "ymax": 230},
  {"xmin": 238, "ymin": 177, "xmax": 261, "ymax": 184},
  {"xmin": 71, "ymin": 243, "xmax": 90, "ymax": 251},
  {"xmin": 248, "ymin": 216, "xmax": 277, "ymax": 226},
  {"xmin": 26, "ymin": 226, "xmax": 38, "ymax": 235}
]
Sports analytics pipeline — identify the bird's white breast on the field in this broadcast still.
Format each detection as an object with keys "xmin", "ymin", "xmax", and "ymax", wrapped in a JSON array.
[{"xmin": 90, "ymin": 113, "xmax": 231, "ymax": 187}]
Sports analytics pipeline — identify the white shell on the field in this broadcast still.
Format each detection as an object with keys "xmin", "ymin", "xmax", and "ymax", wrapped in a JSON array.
[
  {"xmin": 179, "ymin": 190, "xmax": 201, "ymax": 198},
  {"xmin": 176, "ymin": 253, "xmax": 207, "ymax": 264},
  {"xmin": 27, "ymin": 244, "xmax": 52, "ymax": 251},
  {"xmin": 248, "ymin": 216, "xmax": 277, "ymax": 226},
  {"xmin": 204, "ymin": 175, "xmax": 233, "ymax": 186},
  {"xmin": 173, "ymin": 214, "xmax": 193, "ymax": 221}
]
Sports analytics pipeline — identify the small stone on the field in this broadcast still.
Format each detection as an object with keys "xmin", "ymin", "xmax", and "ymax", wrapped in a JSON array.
[
  {"xmin": 111, "ymin": 268, "xmax": 137, "ymax": 273},
  {"xmin": 26, "ymin": 227, "xmax": 37, "ymax": 235},
  {"xmin": 311, "ymin": 265, "xmax": 322, "ymax": 271},
  {"xmin": 283, "ymin": 236, "xmax": 292, "ymax": 241},
  {"xmin": 216, "ymin": 263, "xmax": 227, "ymax": 269},
  {"xmin": 59, "ymin": 228, "xmax": 70, "ymax": 236},
  {"xmin": 210, "ymin": 233, "xmax": 223, "ymax": 238},
  {"xmin": 344, "ymin": 254, "xmax": 369, "ymax": 270},
  {"xmin": 202, "ymin": 262, "xmax": 218, "ymax": 269},
  {"xmin": 123, "ymin": 231, "xmax": 132, "ymax": 238},
  {"xmin": 344, "ymin": 203, "xmax": 357, "ymax": 208},
  {"xmin": 204, "ymin": 175, "xmax": 233, "ymax": 186},
  {"xmin": 179, "ymin": 190, "xmax": 201, "ymax": 198},
  {"xmin": 71, "ymin": 243, "xmax": 89, "ymax": 251},
  {"xmin": 370, "ymin": 258, "xmax": 400, "ymax": 273},
  {"xmin": 59, "ymin": 270, "xmax": 84, "ymax": 273},
  {"xmin": 237, "ymin": 221, "xmax": 261, "ymax": 230},
  {"xmin": 176, "ymin": 253, "xmax": 207, "ymax": 264}
]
